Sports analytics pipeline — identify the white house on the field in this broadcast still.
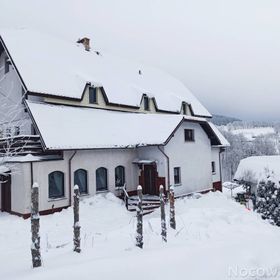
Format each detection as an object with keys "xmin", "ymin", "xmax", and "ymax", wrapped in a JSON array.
[{"xmin": 0, "ymin": 29, "xmax": 229, "ymax": 217}]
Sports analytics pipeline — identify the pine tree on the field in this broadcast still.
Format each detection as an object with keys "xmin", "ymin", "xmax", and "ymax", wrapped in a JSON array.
[{"xmin": 255, "ymin": 179, "xmax": 280, "ymax": 226}]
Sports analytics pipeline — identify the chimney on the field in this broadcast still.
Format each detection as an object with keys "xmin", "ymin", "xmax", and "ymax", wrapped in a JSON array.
[{"xmin": 77, "ymin": 37, "xmax": 90, "ymax": 51}]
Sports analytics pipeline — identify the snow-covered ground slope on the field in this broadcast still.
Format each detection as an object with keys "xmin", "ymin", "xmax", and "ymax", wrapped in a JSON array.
[
  {"xmin": 234, "ymin": 155, "xmax": 280, "ymax": 187},
  {"xmin": 1, "ymin": 192, "xmax": 280, "ymax": 280}
]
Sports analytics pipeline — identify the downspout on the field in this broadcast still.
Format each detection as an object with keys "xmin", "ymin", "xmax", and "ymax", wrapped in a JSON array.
[
  {"xmin": 219, "ymin": 148, "xmax": 224, "ymax": 186},
  {"xmin": 68, "ymin": 151, "xmax": 77, "ymax": 207},
  {"xmin": 157, "ymin": 146, "xmax": 170, "ymax": 189},
  {"xmin": 30, "ymin": 162, "xmax": 34, "ymax": 186}
]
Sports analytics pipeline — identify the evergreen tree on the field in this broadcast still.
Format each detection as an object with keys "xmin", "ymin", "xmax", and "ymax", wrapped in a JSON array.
[{"xmin": 255, "ymin": 179, "xmax": 280, "ymax": 226}]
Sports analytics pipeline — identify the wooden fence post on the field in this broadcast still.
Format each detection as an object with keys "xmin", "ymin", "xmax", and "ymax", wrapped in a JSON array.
[
  {"xmin": 73, "ymin": 185, "xmax": 81, "ymax": 253},
  {"xmin": 136, "ymin": 185, "xmax": 143, "ymax": 248},
  {"xmin": 159, "ymin": 185, "xmax": 167, "ymax": 242},
  {"xmin": 31, "ymin": 183, "xmax": 42, "ymax": 268},
  {"xmin": 169, "ymin": 185, "xmax": 176, "ymax": 230}
]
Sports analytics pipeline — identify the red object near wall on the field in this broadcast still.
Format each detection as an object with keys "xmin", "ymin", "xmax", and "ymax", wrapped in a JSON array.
[{"xmin": 213, "ymin": 181, "xmax": 222, "ymax": 192}]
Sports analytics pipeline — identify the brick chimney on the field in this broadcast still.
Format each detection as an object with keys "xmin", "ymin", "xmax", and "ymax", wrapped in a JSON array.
[{"xmin": 77, "ymin": 37, "xmax": 90, "ymax": 51}]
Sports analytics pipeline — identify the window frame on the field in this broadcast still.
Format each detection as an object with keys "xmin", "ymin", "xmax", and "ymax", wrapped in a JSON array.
[
  {"xmin": 115, "ymin": 165, "xmax": 125, "ymax": 188},
  {"xmin": 211, "ymin": 161, "xmax": 216, "ymax": 174},
  {"xmin": 4, "ymin": 57, "xmax": 10, "ymax": 74},
  {"xmin": 74, "ymin": 169, "xmax": 88, "ymax": 195},
  {"xmin": 184, "ymin": 129, "xmax": 195, "ymax": 142},
  {"xmin": 174, "ymin": 167, "xmax": 181, "ymax": 185},
  {"xmin": 48, "ymin": 171, "xmax": 65, "ymax": 199},
  {"xmin": 89, "ymin": 87, "xmax": 98, "ymax": 104},
  {"xmin": 96, "ymin": 167, "xmax": 108, "ymax": 192}
]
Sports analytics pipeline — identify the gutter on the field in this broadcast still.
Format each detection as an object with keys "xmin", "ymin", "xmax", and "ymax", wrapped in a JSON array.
[
  {"xmin": 68, "ymin": 150, "xmax": 77, "ymax": 206},
  {"xmin": 157, "ymin": 146, "xmax": 170, "ymax": 189}
]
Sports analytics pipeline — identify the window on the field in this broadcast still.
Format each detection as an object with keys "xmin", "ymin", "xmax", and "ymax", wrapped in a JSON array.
[
  {"xmin": 174, "ymin": 167, "xmax": 181, "ymax": 185},
  {"xmin": 211, "ymin": 161, "xmax": 216, "ymax": 174},
  {"xmin": 115, "ymin": 166, "xmax": 125, "ymax": 187},
  {"xmin": 96, "ymin": 167, "xmax": 108, "ymax": 191},
  {"xmin": 143, "ymin": 96, "xmax": 150, "ymax": 111},
  {"xmin": 14, "ymin": 126, "xmax": 20, "ymax": 136},
  {"xmin": 4, "ymin": 57, "xmax": 10, "ymax": 74},
  {"xmin": 49, "ymin": 171, "xmax": 65, "ymax": 199},
  {"xmin": 5, "ymin": 128, "xmax": 11, "ymax": 138},
  {"xmin": 89, "ymin": 87, "xmax": 97, "ymax": 104},
  {"xmin": 184, "ymin": 129, "xmax": 194, "ymax": 142},
  {"xmin": 74, "ymin": 169, "xmax": 88, "ymax": 194},
  {"xmin": 182, "ymin": 103, "xmax": 187, "ymax": 115}
]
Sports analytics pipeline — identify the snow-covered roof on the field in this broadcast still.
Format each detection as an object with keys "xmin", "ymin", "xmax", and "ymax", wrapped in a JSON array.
[
  {"xmin": 0, "ymin": 165, "xmax": 10, "ymax": 174},
  {"xmin": 26, "ymin": 101, "xmax": 222, "ymax": 150},
  {"xmin": 0, "ymin": 28, "xmax": 211, "ymax": 117},
  {"xmin": 3, "ymin": 154, "xmax": 62, "ymax": 163},
  {"xmin": 234, "ymin": 156, "xmax": 280, "ymax": 187},
  {"xmin": 208, "ymin": 122, "xmax": 230, "ymax": 147}
]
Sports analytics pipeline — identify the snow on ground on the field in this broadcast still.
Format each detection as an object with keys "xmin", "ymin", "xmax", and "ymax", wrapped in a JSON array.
[
  {"xmin": 1, "ymin": 192, "xmax": 280, "ymax": 280},
  {"xmin": 230, "ymin": 127, "xmax": 275, "ymax": 141}
]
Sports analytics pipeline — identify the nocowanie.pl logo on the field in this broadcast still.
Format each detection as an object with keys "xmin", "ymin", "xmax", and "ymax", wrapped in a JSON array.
[{"xmin": 228, "ymin": 266, "xmax": 280, "ymax": 279}]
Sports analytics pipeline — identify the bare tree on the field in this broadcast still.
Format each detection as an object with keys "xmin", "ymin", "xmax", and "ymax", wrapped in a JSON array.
[{"xmin": 0, "ymin": 62, "xmax": 32, "ymax": 182}]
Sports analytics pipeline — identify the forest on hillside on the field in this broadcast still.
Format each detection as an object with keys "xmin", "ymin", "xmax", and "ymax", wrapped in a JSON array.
[{"xmin": 216, "ymin": 118, "xmax": 280, "ymax": 181}]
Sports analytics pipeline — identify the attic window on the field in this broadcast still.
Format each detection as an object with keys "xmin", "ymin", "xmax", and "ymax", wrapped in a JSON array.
[
  {"xmin": 182, "ymin": 103, "xmax": 188, "ymax": 115},
  {"xmin": 89, "ymin": 87, "xmax": 97, "ymax": 104},
  {"xmin": 143, "ymin": 96, "xmax": 150, "ymax": 111},
  {"xmin": 184, "ymin": 129, "xmax": 195, "ymax": 142},
  {"xmin": 4, "ymin": 57, "xmax": 10, "ymax": 74}
]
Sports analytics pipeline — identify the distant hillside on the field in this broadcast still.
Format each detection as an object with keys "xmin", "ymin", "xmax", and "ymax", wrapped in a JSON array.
[{"xmin": 211, "ymin": 114, "xmax": 241, "ymax": 126}]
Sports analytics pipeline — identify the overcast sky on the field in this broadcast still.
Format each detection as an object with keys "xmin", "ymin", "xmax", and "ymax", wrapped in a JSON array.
[{"xmin": 1, "ymin": 0, "xmax": 280, "ymax": 121}]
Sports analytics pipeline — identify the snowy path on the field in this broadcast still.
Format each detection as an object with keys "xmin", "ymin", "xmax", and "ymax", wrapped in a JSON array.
[{"xmin": 1, "ymin": 192, "xmax": 280, "ymax": 280}]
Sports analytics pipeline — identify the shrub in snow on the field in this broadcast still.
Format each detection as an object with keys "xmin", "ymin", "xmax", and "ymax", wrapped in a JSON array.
[{"xmin": 255, "ymin": 180, "xmax": 280, "ymax": 226}]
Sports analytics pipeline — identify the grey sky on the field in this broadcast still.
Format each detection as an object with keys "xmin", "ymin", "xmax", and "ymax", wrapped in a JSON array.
[{"xmin": 1, "ymin": 0, "xmax": 280, "ymax": 121}]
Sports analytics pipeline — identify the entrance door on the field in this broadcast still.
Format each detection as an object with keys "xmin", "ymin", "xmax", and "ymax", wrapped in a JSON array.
[
  {"xmin": 143, "ymin": 165, "xmax": 157, "ymax": 195},
  {"xmin": 1, "ymin": 175, "xmax": 11, "ymax": 213}
]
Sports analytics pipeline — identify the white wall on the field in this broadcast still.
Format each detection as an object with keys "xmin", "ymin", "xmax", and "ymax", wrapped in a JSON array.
[
  {"xmin": 165, "ymin": 122, "xmax": 213, "ymax": 196},
  {"xmin": 211, "ymin": 147, "xmax": 221, "ymax": 183},
  {"xmin": 137, "ymin": 146, "xmax": 166, "ymax": 177},
  {"xmin": 13, "ymin": 149, "xmax": 139, "ymax": 214},
  {"xmin": 69, "ymin": 149, "xmax": 139, "ymax": 195},
  {"xmin": 0, "ymin": 49, "xmax": 32, "ymax": 135}
]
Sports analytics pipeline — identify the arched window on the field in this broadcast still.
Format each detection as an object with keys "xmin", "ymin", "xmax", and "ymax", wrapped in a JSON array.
[
  {"xmin": 74, "ymin": 169, "xmax": 88, "ymax": 194},
  {"xmin": 115, "ymin": 166, "xmax": 125, "ymax": 187},
  {"xmin": 96, "ymin": 167, "xmax": 108, "ymax": 191},
  {"xmin": 48, "ymin": 171, "xmax": 64, "ymax": 199}
]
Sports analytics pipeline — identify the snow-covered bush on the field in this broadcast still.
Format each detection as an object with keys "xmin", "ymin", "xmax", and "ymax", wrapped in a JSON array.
[{"xmin": 255, "ymin": 180, "xmax": 280, "ymax": 226}]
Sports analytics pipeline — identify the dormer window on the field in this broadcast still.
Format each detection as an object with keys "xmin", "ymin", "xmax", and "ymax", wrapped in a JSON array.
[
  {"xmin": 4, "ymin": 57, "xmax": 10, "ymax": 74},
  {"xmin": 89, "ymin": 87, "xmax": 97, "ymax": 104},
  {"xmin": 143, "ymin": 95, "xmax": 150, "ymax": 111},
  {"xmin": 182, "ymin": 102, "xmax": 187, "ymax": 115}
]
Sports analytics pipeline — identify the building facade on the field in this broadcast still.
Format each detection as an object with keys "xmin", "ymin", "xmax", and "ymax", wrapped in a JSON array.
[{"xmin": 0, "ymin": 29, "xmax": 229, "ymax": 217}]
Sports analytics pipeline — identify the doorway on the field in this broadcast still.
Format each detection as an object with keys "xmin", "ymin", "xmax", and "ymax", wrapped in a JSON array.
[
  {"xmin": 1, "ymin": 175, "xmax": 11, "ymax": 213},
  {"xmin": 142, "ymin": 164, "xmax": 157, "ymax": 195}
]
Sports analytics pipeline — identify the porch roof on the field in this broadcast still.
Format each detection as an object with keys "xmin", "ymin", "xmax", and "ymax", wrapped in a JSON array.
[{"xmin": 26, "ymin": 101, "xmax": 228, "ymax": 150}]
